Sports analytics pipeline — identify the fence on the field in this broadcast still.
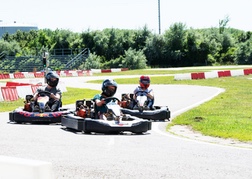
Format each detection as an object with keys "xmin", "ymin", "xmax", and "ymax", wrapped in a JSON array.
[{"xmin": 0, "ymin": 48, "xmax": 89, "ymax": 73}]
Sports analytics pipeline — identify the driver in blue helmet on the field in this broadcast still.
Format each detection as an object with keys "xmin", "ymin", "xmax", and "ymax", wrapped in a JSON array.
[
  {"xmin": 92, "ymin": 79, "xmax": 117, "ymax": 120},
  {"xmin": 31, "ymin": 71, "xmax": 62, "ymax": 112}
]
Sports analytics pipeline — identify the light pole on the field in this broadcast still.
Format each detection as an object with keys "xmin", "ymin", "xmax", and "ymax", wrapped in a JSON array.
[
  {"xmin": 158, "ymin": 0, "xmax": 161, "ymax": 34},
  {"xmin": 42, "ymin": 51, "xmax": 49, "ymax": 83}
]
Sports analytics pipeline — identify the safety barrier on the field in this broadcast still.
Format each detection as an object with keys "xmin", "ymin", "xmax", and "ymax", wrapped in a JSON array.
[
  {"xmin": 230, "ymin": 69, "xmax": 244, "ymax": 76},
  {"xmin": 244, "ymin": 68, "xmax": 252, "ymax": 75},
  {"xmin": 91, "ymin": 68, "xmax": 128, "ymax": 73},
  {"xmin": 0, "ymin": 89, "xmax": 3, "ymax": 101},
  {"xmin": 34, "ymin": 72, "xmax": 44, "ymax": 78},
  {"xmin": 0, "ymin": 74, "xmax": 10, "ymax": 79},
  {"xmin": 174, "ymin": 68, "xmax": 252, "ymax": 80},
  {"xmin": 0, "ymin": 81, "xmax": 65, "ymax": 101},
  {"xmin": 16, "ymin": 85, "xmax": 33, "ymax": 99},
  {"xmin": 0, "ymin": 69, "xmax": 113, "ymax": 78},
  {"xmin": 0, "ymin": 155, "xmax": 54, "ymax": 179},
  {"xmin": 6, "ymin": 81, "xmax": 31, "ymax": 86},
  {"xmin": 31, "ymin": 85, "xmax": 41, "ymax": 93},
  {"xmin": 204, "ymin": 71, "xmax": 218, "ymax": 79},
  {"xmin": 101, "ymin": 69, "xmax": 112, "ymax": 73},
  {"xmin": 13, "ymin": 72, "xmax": 25, "ymax": 78},
  {"xmin": 23, "ymin": 72, "xmax": 35, "ymax": 78},
  {"xmin": 1, "ymin": 86, "xmax": 19, "ymax": 101}
]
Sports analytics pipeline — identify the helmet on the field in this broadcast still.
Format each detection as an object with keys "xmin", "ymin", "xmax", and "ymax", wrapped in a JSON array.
[
  {"xmin": 102, "ymin": 79, "xmax": 117, "ymax": 97},
  {"xmin": 139, "ymin": 75, "xmax": 150, "ymax": 89},
  {"xmin": 46, "ymin": 71, "xmax": 59, "ymax": 87}
]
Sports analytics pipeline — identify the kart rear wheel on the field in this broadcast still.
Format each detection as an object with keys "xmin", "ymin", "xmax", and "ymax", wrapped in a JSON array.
[
  {"xmin": 135, "ymin": 132, "xmax": 144, "ymax": 135},
  {"xmin": 82, "ymin": 130, "xmax": 91, "ymax": 134}
]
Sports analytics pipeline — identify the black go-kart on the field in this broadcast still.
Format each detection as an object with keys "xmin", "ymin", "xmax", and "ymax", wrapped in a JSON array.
[
  {"xmin": 61, "ymin": 97, "xmax": 152, "ymax": 134},
  {"xmin": 9, "ymin": 91, "xmax": 70, "ymax": 124},
  {"xmin": 120, "ymin": 92, "xmax": 170, "ymax": 121}
]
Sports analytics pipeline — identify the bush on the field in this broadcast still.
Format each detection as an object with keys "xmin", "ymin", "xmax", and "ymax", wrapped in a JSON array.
[{"xmin": 121, "ymin": 48, "xmax": 147, "ymax": 69}]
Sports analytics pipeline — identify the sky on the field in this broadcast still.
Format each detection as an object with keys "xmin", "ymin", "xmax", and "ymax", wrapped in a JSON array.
[{"xmin": 0, "ymin": 0, "xmax": 252, "ymax": 34}]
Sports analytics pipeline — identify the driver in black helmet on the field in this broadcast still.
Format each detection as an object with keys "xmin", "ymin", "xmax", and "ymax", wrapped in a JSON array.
[
  {"xmin": 31, "ymin": 71, "xmax": 62, "ymax": 112},
  {"xmin": 92, "ymin": 79, "xmax": 117, "ymax": 120}
]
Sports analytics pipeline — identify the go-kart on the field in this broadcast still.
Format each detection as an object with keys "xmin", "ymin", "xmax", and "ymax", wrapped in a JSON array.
[
  {"xmin": 61, "ymin": 97, "xmax": 152, "ymax": 134},
  {"xmin": 120, "ymin": 92, "xmax": 171, "ymax": 121},
  {"xmin": 9, "ymin": 91, "xmax": 70, "ymax": 124}
]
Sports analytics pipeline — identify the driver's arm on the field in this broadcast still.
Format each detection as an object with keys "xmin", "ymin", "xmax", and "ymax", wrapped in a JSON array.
[
  {"xmin": 147, "ymin": 91, "xmax": 154, "ymax": 99},
  {"xmin": 32, "ymin": 90, "xmax": 40, "ymax": 101},
  {"xmin": 50, "ymin": 93, "xmax": 61, "ymax": 101},
  {"xmin": 33, "ymin": 93, "xmax": 38, "ymax": 101},
  {"xmin": 95, "ymin": 99, "xmax": 106, "ymax": 107}
]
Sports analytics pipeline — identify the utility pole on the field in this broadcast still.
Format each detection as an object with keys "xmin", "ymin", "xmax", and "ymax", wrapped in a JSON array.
[{"xmin": 158, "ymin": 0, "xmax": 161, "ymax": 34}]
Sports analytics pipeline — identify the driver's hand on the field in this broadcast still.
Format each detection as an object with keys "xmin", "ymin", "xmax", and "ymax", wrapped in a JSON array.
[
  {"xmin": 50, "ymin": 93, "xmax": 55, "ymax": 99},
  {"xmin": 101, "ymin": 99, "xmax": 106, "ymax": 104}
]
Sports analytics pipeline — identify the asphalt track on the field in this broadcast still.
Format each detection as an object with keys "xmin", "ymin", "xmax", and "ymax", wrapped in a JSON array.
[{"xmin": 0, "ymin": 76, "xmax": 252, "ymax": 179}]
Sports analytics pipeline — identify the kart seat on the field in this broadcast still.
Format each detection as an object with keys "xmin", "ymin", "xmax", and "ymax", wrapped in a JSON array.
[
  {"xmin": 85, "ymin": 100, "xmax": 93, "ymax": 108},
  {"xmin": 25, "ymin": 95, "xmax": 34, "ymax": 103}
]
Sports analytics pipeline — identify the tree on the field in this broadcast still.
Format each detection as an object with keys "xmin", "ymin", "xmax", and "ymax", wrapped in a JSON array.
[
  {"xmin": 163, "ymin": 22, "xmax": 187, "ymax": 66},
  {"xmin": 122, "ymin": 48, "xmax": 147, "ymax": 69}
]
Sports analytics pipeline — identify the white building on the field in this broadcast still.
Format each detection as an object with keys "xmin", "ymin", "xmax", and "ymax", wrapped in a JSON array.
[{"xmin": 0, "ymin": 20, "xmax": 38, "ymax": 37}]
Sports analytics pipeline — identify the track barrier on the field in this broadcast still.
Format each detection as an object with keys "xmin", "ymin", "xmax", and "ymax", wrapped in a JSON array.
[
  {"xmin": 34, "ymin": 72, "xmax": 44, "ymax": 78},
  {"xmin": 16, "ymin": 85, "xmax": 33, "ymax": 99},
  {"xmin": 1, "ymin": 87, "xmax": 19, "ymax": 101},
  {"xmin": 175, "ymin": 68, "xmax": 252, "ymax": 80},
  {"xmin": 0, "ymin": 89, "xmax": 4, "ymax": 101},
  {"xmin": 0, "ymin": 155, "xmax": 54, "ymax": 179},
  {"xmin": 14, "ymin": 72, "xmax": 25, "ymax": 78}
]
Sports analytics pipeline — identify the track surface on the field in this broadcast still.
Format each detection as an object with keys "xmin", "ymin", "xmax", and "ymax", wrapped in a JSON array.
[{"xmin": 0, "ymin": 76, "xmax": 252, "ymax": 179}]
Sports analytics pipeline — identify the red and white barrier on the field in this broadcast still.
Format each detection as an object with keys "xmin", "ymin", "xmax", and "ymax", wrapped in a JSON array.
[
  {"xmin": 91, "ymin": 68, "xmax": 128, "ymax": 73},
  {"xmin": 0, "ymin": 68, "xmax": 127, "ymax": 80},
  {"xmin": 1, "ymin": 86, "xmax": 19, "ymax": 101},
  {"xmin": 23, "ymin": 72, "xmax": 35, "ymax": 78},
  {"xmin": 31, "ymin": 85, "xmax": 41, "ymax": 94},
  {"xmin": 174, "ymin": 68, "xmax": 252, "ymax": 80},
  {"xmin": 0, "ymin": 81, "xmax": 66, "ymax": 101},
  {"xmin": 0, "ymin": 89, "xmax": 3, "ymax": 101},
  {"xmin": 16, "ymin": 85, "xmax": 33, "ymax": 99}
]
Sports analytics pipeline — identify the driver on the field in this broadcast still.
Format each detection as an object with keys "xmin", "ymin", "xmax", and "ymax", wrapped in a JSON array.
[
  {"xmin": 92, "ymin": 79, "xmax": 117, "ymax": 120},
  {"xmin": 31, "ymin": 71, "xmax": 62, "ymax": 112},
  {"xmin": 133, "ymin": 75, "xmax": 155, "ymax": 110}
]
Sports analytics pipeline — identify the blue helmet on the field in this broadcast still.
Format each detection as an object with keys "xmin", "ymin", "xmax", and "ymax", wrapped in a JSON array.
[{"xmin": 102, "ymin": 79, "xmax": 117, "ymax": 97}]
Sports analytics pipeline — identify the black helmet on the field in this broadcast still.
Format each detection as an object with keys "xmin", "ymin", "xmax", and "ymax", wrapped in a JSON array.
[
  {"xmin": 46, "ymin": 71, "xmax": 59, "ymax": 87},
  {"xmin": 102, "ymin": 79, "xmax": 117, "ymax": 97}
]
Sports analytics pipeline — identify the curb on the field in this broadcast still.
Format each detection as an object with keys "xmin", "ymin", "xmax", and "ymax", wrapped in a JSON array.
[{"xmin": 174, "ymin": 68, "xmax": 252, "ymax": 80}]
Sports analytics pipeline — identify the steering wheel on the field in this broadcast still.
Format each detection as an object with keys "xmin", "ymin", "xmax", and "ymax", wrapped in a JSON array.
[
  {"xmin": 103, "ymin": 97, "xmax": 121, "ymax": 104},
  {"xmin": 38, "ymin": 91, "xmax": 51, "ymax": 97},
  {"xmin": 135, "ymin": 91, "xmax": 148, "ymax": 96}
]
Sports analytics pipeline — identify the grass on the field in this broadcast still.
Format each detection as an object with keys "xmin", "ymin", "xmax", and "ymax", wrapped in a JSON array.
[{"xmin": 1, "ymin": 66, "xmax": 252, "ymax": 142}]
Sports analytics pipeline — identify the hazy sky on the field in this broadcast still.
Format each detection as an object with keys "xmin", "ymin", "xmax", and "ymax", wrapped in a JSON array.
[{"xmin": 0, "ymin": 0, "xmax": 251, "ymax": 33}]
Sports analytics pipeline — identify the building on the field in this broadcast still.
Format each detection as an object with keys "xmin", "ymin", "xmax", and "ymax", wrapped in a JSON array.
[{"xmin": 0, "ymin": 20, "xmax": 38, "ymax": 37}]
